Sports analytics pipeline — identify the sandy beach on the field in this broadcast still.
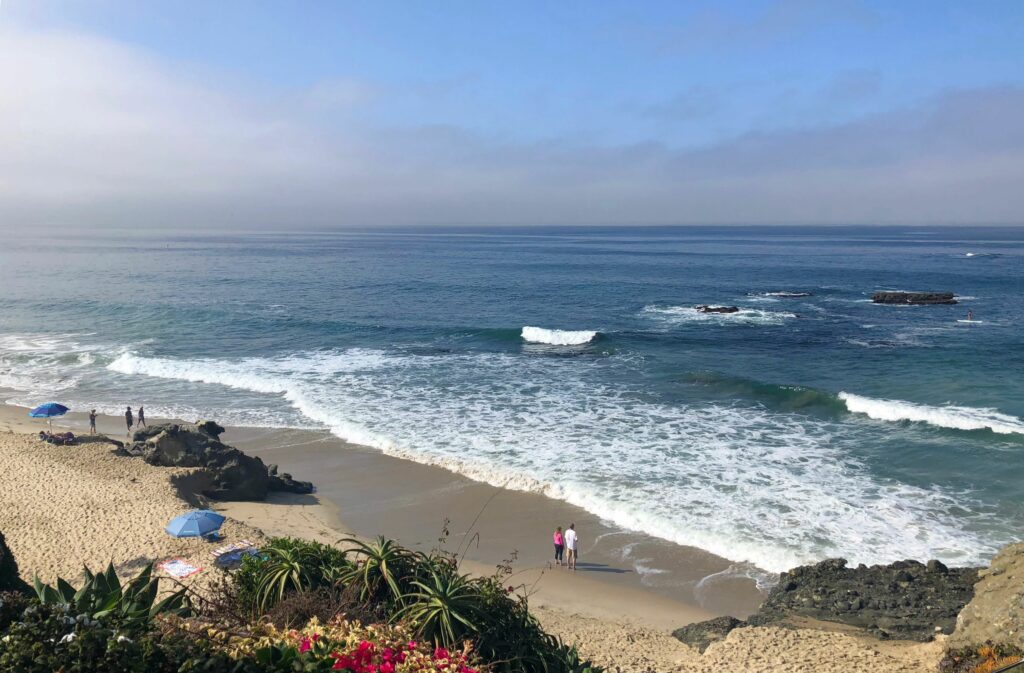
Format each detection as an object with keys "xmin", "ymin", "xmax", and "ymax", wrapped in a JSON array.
[{"xmin": 0, "ymin": 401, "xmax": 946, "ymax": 671}]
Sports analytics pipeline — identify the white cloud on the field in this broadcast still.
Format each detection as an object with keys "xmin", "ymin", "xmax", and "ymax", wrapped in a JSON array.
[{"xmin": 0, "ymin": 23, "xmax": 1022, "ymax": 227}]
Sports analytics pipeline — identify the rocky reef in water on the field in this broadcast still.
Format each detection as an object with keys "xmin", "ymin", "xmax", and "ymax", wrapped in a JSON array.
[
  {"xmin": 120, "ymin": 421, "xmax": 314, "ymax": 501},
  {"xmin": 871, "ymin": 291, "xmax": 957, "ymax": 305},
  {"xmin": 674, "ymin": 557, "xmax": 979, "ymax": 649}
]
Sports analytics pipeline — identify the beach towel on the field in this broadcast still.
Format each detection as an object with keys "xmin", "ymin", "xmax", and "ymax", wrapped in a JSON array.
[
  {"xmin": 211, "ymin": 539, "xmax": 256, "ymax": 558},
  {"xmin": 157, "ymin": 558, "xmax": 203, "ymax": 579}
]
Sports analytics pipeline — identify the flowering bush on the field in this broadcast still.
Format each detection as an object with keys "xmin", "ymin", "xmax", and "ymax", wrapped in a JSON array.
[{"xmin": 243, "ymin": 617, "xmax": 484, "ymax": 672}]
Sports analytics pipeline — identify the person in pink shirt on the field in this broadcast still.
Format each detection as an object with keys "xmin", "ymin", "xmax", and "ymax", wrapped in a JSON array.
[{"xmin": 553, "ymin": 526, "xmax": 565, "ymax": 566}]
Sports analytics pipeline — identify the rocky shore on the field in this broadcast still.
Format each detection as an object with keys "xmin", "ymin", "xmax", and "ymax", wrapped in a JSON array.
[
  {"xmin": 121, "ymin": 421, "xmax": 314, "ymax": 500},
  {"xmin": 675, "ymin": 557, "xmax": 979, "ymax": 650}
]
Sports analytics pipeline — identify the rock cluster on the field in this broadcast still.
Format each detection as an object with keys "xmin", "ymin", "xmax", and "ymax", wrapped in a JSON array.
[
  {"xmin": 122, "ymin": 421, "xmax": 314, "ymax": 501},
  {"xmin": 951, "ymin": 542, "xmax": 1024, "ymax": 650},
  {"xmin": 871, "ymin": 291, "xmax": 957, "ymax": 305},
  {"xmin": 675, "ymin": 557, "xmax": 978, "ymax": 647}
]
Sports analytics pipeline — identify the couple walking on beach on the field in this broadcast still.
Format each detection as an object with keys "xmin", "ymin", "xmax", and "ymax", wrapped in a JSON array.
[
  {"xmin": 552, "ymin": 523, "xmax": 579, "ymax": 570},
  {"xmin": 124, "ymin": 405, "xmax": 146, "ymax": 435}
]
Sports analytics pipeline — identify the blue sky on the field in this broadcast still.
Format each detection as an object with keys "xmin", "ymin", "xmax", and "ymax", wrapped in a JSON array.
[{"xmin": 2, "ymin": 1, "xmax": 1023, "ymax": 226}]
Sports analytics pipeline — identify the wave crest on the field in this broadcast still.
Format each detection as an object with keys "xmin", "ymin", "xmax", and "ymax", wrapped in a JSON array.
[
  {"xmin": 839, "ymin": 392, "xmax": 1024, "ymax": 435},
  {"xmin": 521, "ymin": 326, "xmax": 596, "ymax": 346}
]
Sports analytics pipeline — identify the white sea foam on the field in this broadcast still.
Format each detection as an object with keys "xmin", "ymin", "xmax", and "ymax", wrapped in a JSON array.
[
  {"xmin": 521, "ymin": 326, "xmax": 596, "ymax": 346},
  {"xmin": 642, "ymin": 305, "xmax": 796, "ymax": 326},
  {"xmin": 102, "ymin": 347, "xmax": 1000, "ymax": 573},
  {"xmin": 839, "ymin": 392, "xmax": 1024, "ymax": 435}
]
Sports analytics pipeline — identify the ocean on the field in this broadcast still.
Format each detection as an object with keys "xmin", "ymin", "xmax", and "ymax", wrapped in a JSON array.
[{"xmin": 1, "ymin": 225, "xmax": 1022, "ymax": 576}]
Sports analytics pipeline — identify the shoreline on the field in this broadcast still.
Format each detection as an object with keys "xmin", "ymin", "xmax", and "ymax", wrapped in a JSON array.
[
  {"xmin": 0, "ymin": 398, "xmax": 954, "ymax": 671},
  {"xmin": 0, "ymin": 399, "xmax": 756, "ymax": 626}
]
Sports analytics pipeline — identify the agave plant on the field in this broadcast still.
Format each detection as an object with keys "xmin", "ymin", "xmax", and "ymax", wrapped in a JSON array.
[
  {"xmin": 338, "ymin": 536, "xmax": 415, "ymax": 607},
  {"xmin": 253, "ymin": 546, "xmax": 314, "ymax": 612},
  {"xmin": 397, "ymin": 565, "xmax": 485, "ymax": 647},
  {"xmin": 32, "ymin": 562, "xmax": 190, "ymax": 630}
]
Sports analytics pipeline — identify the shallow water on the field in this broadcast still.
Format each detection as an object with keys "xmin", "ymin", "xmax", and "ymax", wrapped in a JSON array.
[{"xmin": 1, "ymin": 225, "xmax": 1022, "ymax": 577}]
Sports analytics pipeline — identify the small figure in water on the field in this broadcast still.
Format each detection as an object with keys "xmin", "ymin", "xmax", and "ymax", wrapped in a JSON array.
[
  {"xmin": 967, "ymin": 310, "xmax": 974, "ymax": 321},
  {"xmin": 138, "ymin": 405, "xmax": 146, "ymax": 428}
]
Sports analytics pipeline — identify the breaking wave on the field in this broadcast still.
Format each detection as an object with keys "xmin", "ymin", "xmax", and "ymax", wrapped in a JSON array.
[
  {"xmin": 839, "ymin": 392, "xmax": 1024, "ymax": 435},
  {"xmin": 521, "ymin": 326, "xmax": 597, "ymax": 346}
]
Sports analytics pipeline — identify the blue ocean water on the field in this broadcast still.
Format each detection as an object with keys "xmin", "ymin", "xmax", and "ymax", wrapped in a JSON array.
[{"xmin": 1, "ymin": 225, "xmax": 1022, "ymax": 573}]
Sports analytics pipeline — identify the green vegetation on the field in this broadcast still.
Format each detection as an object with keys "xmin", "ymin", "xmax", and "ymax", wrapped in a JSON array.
[{"xmin": 0, "ymin": 535, "xmax": 603, "ymax": 673}]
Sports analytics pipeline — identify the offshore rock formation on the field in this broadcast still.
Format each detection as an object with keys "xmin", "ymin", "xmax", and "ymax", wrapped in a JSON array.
[
  {"xmin": 122, "ymin": 421, "xmax": 314, "ymax": 501},
  {"xmin": 951, "ymin": 542, "xmax": 1024, "ymax": 650},
  {"xmin": 871, "ymin": 291, "xmax": 957, "ymax": 305},
  {"xmin": 675, "ymin": 557, "xmax": 978, "ymax": 646},
  {"xmin": 695, "ymin": 305, "xmax": 740, "ymax": 313}
]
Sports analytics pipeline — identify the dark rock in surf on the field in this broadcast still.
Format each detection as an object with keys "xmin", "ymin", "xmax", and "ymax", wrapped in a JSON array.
[
  {"xmin": 746, "ymin": 557, "xmax": 978, "ymax": 640},
  {"xmin": 871, "ymin": 291, "xmax": 957, "ymax": 305},
  {"xmin": 672, "ymin": 615, "xmax": 747, "ymax": 652},
  {"xmin": 124, "ymin": 421, "xmax": 314, "ymax": 501},
  {"xmin": 695, "ymin": 305, "xmax": 740, "ymax": 314}
]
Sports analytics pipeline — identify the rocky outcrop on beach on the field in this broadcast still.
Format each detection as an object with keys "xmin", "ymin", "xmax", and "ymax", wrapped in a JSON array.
[
  {"xmin": 695, "ymin": 305, "xmax": 740, "ymax": 313},
  {"xmin": 676, "ymin": 557, "xmax": 978, "ymax": 645},
  {"xmin": 871, "ymin": 291, "xmax": 957, "ymax": 305},
  {"xmin": 122, "ymin": 421, "xmax": 314, "ymax": 501},
  {"xmin": 672, "ymin": 615, "xmax": 746, "ymax": 653},
  {"xmin": 951, "ymin": 542, "xmax": 1024, "ymax": 650},
  {"xmin": 0, "ymin": 530, "xmax": 28, "ymax": 593}
]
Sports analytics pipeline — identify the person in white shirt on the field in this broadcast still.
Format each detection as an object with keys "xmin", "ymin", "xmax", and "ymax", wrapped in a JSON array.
[{"xmin": 564, "ymin": 523, "xmax": 579, "ymax": 571}]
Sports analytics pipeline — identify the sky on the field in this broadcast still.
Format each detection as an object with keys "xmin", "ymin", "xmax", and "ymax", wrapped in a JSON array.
[{"xmin": 1, "ymin": 0, "xmax": 1023, "ymax": 227}]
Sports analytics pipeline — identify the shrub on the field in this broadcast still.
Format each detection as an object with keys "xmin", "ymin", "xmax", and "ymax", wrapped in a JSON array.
[
  {"xmin": 32, "ymin": 562, "xmax": 190, "ymax": 632},
  {"xmin": 939, "ymin": 643, "xmax": 1024, "ymax": 673},
  {"xmin": 234, "ymin": 537, "xmax": 351, "ymax": 614}
]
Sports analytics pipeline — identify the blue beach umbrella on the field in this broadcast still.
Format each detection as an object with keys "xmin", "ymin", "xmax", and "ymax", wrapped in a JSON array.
[
  {"xmin": 28, "ymin": 402, "xmax": 70, "ymax": 431},
  {"xmin": 165, "ymin": 510, "xmax": 226, "ymax": 538}
]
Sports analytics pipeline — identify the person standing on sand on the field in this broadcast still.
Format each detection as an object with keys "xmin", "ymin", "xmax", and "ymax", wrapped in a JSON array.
[
  {"xmin": 138, "ymin": 405, "xmax": 146, "ymax": 428},
  {"xmin": 89, "ymin": 409, "xmax": 97, "ymax": 434},
  {"xmin": 553, "ymin": 526, "xmax": 565, "ymax": 566},
  {"xmin": 125, "ymin": 406, "xmax": 134, "ymax": 435},
  {"xmin": 564, "ymin": 523, "xmax": 578, "ymax": 571}
]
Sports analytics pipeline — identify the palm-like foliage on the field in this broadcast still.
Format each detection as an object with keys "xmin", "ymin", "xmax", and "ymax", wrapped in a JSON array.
[
  {"xmin": 338, "ymin": 536, "xmax": 415, "ymax": 606},
  {"xmin": 397, "ymin": 565, "xmax": 484, "ymax": 646},
  {"xmin": 33, "ymin": 562, "xmax": 190, "ymax": 630},
  {"xmin": 254, "ymin": 547, "xmax": 313, "ymax": 612}
]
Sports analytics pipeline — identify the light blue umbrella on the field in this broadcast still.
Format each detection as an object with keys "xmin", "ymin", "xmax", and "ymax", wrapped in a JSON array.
[
  {"xmin": 165, "ymin": 510, "xmax": 225, "ymax": 538},
  {"xmin": 29, "ymin": 402, "xmax": 69, "ymax": 431}
]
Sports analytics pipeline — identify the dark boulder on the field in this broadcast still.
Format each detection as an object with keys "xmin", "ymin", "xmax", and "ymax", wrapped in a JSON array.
[
  {"xmin": 0, "ymin": 531, "xmax": 29, "ymax": 594},
  {"xmin": 672, "ymin": 615, "xmax": 746, "ymax": 652},
  {"xmin": 124, "ymin": 421, "xmax": 314, "ymax": 501},
  {"xmin": 746, "ymin": 557, "xmax": 978, "ymax": 641},
  {"xmin": 695, "ymin": 305, "xmax": 740, "ymax": 314},
  {"xmin": 871, "ymin": 291, "xmax": 957, "ymax": 305}
]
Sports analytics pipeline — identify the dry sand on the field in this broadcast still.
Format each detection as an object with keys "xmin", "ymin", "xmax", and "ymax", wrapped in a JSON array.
[{"xmin": 0, "ymin": 403, "xmax": 945, "ymax": 672}]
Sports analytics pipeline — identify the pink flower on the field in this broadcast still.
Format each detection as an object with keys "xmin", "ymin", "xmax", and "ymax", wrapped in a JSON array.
[
  {"xmin": 380, "ymin": 663, "xmax": 395, "ymax": 673},
  {"xmin": 298, "ymin": 634, "xmax": 320, "ymax": 653},
  {"xmin": 434, "ymin": 646, "xmax": 450, "ymax": 661}
]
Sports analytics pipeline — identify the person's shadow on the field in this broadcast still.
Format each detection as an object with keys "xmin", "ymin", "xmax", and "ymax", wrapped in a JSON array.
[{"xmin": 574, "ymin": 561, "xmax": 630, "ymax": 574}]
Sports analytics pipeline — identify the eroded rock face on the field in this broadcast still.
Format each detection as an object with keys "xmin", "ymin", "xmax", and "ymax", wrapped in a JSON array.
[
  {"xmin": 672, "ymin": 616, "xmax": 745, "ymax": 653},
  {"xmin": 124, "ymin": 421, "xmax": 314, "ymax": 501},
  {"xmin": 951, "ymin": 542, "xmax": 1024, "ymax": 650},
  {"xmin": 871, "ymin": 291, "xmax": 957, "ymax": 305}
]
